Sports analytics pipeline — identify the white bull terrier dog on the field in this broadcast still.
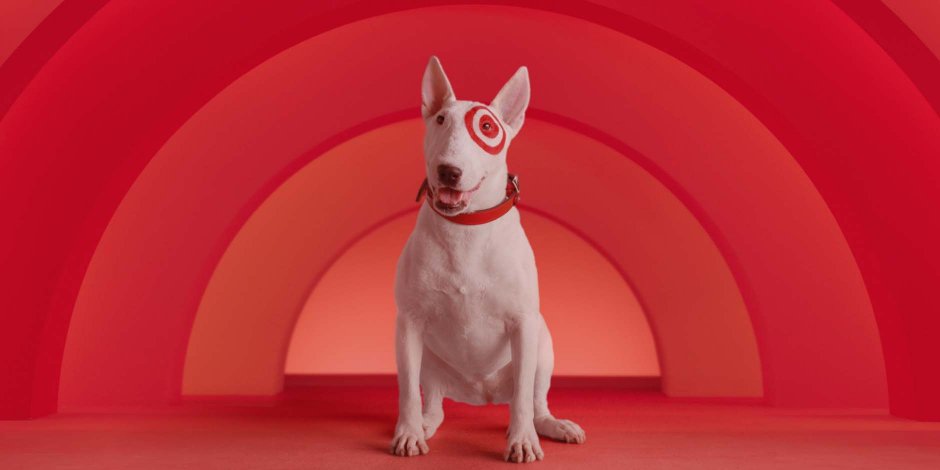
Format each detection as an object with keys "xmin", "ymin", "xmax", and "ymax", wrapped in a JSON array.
[{"xmin": 390, "ymin": 56, "xmax": 586, "ymax": 463}]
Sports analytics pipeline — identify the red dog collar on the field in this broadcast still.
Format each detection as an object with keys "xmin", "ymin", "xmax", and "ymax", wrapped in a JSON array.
[{"xmin": 415, "ymin": 174, "xmax": 520, "ymax": 225}]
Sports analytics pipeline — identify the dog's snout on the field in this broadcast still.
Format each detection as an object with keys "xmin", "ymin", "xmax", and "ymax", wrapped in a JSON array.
[{"xmin": 437, "ymin": 164, "xmax": 462, "ymax": 187}]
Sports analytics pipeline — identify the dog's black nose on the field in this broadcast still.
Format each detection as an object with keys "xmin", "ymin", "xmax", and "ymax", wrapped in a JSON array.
[{"xmin": 437, "ymin": 164, "xmax": 462, "ymax": 187}]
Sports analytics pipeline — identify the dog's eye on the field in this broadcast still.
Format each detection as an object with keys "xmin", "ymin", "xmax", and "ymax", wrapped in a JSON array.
[
  {"xmin": 482, "ymin": 122, "xmax": 491, "ymax": 131},
  {"xmin": 436, "ymin": 115, "xmax": 444, "ymax": 125}
]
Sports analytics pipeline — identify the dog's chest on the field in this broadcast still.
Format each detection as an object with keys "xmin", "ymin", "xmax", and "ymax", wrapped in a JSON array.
[
  {"xmin": 400, "ymin": 220, "xmax": 536, "ymax": 318},
  {"xmin": 414, "ymin": 240, "xmax": 517, "ymax": 319},
  {"xmin": 395, "ymin": 211, "xmax": 539, "ymax": 374},
  {"xmin": 411, "ymin": 242, "xmax": 522, "ymax": 375}
]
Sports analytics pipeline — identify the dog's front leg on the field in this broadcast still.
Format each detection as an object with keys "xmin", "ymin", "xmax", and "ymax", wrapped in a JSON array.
[
  {"xmin": 390, "ymin": 313, "xmax": 429, "ymax": 457},
  {"xmin": 506, "ymin": 314, "xmax": 543, "ymax": 463}
]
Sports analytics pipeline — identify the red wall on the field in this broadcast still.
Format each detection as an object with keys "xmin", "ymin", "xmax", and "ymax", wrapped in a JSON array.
[{"xmin": 1, "ymin": 0, "xmax": 939, "ymax": 420}]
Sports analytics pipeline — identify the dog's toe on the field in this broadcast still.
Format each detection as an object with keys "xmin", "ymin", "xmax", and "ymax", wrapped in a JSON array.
[
  {"xmin": 505, "ymin": 426, "xmax": 542, "ymax": 463},
  {"xmin": 390, "ymin": 427, "xmax": 429, "ymax": 457}
]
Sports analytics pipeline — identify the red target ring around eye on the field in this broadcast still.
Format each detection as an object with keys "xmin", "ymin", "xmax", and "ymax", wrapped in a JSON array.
[{"xmin": 464, "ymin": 105, "xmax": 505, "ymax": 155}]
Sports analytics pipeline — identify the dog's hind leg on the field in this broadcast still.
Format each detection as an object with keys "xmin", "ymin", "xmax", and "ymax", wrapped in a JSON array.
[
  {"xmin": 419, "ymin": 349, "xmax": 448, "ymax": 440},
  {"xmin": 421, "ymin": 386, "xmax": 444, "ymax": 439},
  {"xmin": 532, "ymin": 315, "xmax": 587, "ymax": 444}
]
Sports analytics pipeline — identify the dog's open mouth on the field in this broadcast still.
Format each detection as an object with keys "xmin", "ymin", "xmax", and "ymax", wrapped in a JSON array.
[{"xmin": 434, "ymin": 179, "xmax": 483, "ymax": 214}]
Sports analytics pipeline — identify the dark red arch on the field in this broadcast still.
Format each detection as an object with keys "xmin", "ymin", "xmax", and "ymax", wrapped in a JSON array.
[{"xmin": 832, "ymin": 0, "xmax": 940, "ymax": 117}]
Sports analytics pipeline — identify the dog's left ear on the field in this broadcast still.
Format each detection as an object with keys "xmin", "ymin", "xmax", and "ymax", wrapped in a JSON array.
[{"xmin": 490, "ymin": 66, "xmax": 530, "ymax": 139}]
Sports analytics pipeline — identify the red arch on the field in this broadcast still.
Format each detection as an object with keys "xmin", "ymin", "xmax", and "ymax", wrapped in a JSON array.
[
  {"xmin": 0, "ymin": 1, "xmax": 937, "ymax": 420},
  {"xmin": 179, "ymin": 118, "xmax": 761, "ymax": 399},
  {"xmin": 61, "ymin": 6, "xmax": 882, "ymax": 412}
]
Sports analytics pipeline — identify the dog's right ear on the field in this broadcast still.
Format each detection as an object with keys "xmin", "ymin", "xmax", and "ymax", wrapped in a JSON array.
[{"xmin": 421, "ymin": 56, "xmax": 456, "ymax": 119}]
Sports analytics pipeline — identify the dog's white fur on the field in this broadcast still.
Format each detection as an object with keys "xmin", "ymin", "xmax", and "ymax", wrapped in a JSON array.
[{"xmin": 390, "ymin": 57, "xmax": 585, "ymax": 463}]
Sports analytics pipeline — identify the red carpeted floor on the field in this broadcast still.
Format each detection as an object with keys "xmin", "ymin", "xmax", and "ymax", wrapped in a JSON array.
[{"xmin": 2, "ymin": 384, "xmax": 939, "ymax": 469}]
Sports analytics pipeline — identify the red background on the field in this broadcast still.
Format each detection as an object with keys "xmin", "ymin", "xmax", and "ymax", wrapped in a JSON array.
[{"xmin": 1, "ymin": 0, "xmax": 939, "ymax": 421}]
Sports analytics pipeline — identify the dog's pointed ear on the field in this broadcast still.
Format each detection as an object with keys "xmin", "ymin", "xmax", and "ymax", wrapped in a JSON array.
[
  {"xmin": 490, "ymin": 66, "xmax": 530, "ymax": 138},
  {"xmin": 422, "ymin": 56, "xmax": 456, "ymax": 119}
]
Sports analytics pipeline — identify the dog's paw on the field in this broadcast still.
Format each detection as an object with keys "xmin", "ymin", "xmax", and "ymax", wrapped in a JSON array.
[
  {"xmin": 534, "ymin": 415, "xmax": 586, "ymax": 444},
  {"xmin": 390, "ymin": 422, "xmax": 429, "ymax": 457},
  {"xmin": 505, "ymin": 423, "xmax": 543, "ymax": 463}
]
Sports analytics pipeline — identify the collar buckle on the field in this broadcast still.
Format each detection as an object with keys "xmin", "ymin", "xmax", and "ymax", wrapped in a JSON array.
[{"xmin": 508, "ymin": 173, "xmax": 520, "ymax": 203}]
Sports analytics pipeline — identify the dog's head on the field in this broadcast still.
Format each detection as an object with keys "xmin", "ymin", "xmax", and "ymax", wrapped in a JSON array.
[{"xmin": 420, "ymin": 56, "xmax": 530, "ymax": 216}]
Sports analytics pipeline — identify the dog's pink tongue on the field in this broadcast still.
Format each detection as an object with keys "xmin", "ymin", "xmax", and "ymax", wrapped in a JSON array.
[{"xmin": 437, "ymin": 188, "xmax": 464, "ymax": 205}]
